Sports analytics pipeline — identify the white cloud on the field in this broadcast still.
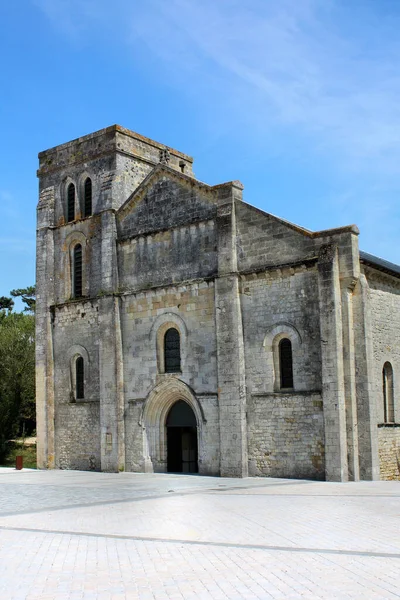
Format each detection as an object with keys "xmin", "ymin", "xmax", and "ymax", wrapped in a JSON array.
[
  {"xmin": 128, "ymin": 0, "xmax": 400, "ymax": 173},
  {"xmin": 33, "ymin": 0, "xmax": 400, "ymax": 173}
]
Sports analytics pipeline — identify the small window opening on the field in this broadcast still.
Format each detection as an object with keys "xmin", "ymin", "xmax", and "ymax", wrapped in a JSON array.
[
  {"xmin": 179, "ymin": 161, "xmax": 186, "ymax": 174},
  {"xmin": 84, "ymin": 177, "xmax": 92, "ymax": 217},
  {"xmin": 73, "ymin": 244, "xmax": 83, "ymax": 298},
  {"xmin": 164, "ymin": 328, "xmax": 181, "ymax": 373},
  {"xmin": 279, "ymin": 338, "xmax": 293, "ymax": 389},
  {"xmin": 76, "ymin": 356, "xmax": 84, "ymax": 399},
  {"xmin": 67, "ymin": 183, "xmax": 75, "ymax": 222},
  {"xmin": 383, "ymin": 362, "xmax": 394, "ymax": 423}
]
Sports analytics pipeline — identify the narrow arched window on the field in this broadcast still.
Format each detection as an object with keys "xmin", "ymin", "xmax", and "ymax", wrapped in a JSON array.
[
  {"xmin": 383, "ymin": 362, "xmax": 394, "ymax": 423},
  {"xmin": 84, "ymin": 177, "xmax": 92, "ymax": 217},
  {"xmin": 73, "ymin": 244, "xmax": 83, "ymax": 298},
  {"xmin": 76, "ymin": 356, "xmax": 84, "ymax": 399},
  {"xmin": 67, "ymin": 183, "xmax": 75, "ymax": 222},
  {"xmin": 279, "ymin": 338, "xmax": 293, "ymax": 389},
  {"xmin": 164, "ymin": 328, "xmax": 181, "ymax": 373}
]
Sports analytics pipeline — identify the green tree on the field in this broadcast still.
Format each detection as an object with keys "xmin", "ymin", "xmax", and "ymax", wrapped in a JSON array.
[
  {"xmin": 0, "ymin": 310, "xmax": 35, "ymax": 461},
  {"xmin": 0, "ymin": 296, "xmax": 14, "ymax": 312},
  {"xmin": 10, "ymin": 286, "xmax": 36, "ymax": 313}
]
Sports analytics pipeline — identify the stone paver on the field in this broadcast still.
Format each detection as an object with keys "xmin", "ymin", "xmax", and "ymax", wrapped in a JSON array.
[{"xmin": 0, "ymin": 470, "xmax": 399, "ymax": 599}]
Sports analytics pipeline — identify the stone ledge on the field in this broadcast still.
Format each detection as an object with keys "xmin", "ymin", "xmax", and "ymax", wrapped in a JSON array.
[{"xmin": 252, "ymin": 390, "xmax": 322, "ymax": 397}]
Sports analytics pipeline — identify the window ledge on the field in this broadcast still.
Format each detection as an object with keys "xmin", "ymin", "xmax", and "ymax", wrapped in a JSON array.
[
  {"xmin": 252, "ymin": 390, "xmax": 322, "ymax": 397},
  {"xmin": 378, "ymin": 422, "xmax": 400, "ymax": 428},
  {"xmin": 68, "ymin": 399, "xmax": 99, "ymax": 404},
  {"xmin": 158, "ymin": 371, "xmax": 182, "ymax": 376}
]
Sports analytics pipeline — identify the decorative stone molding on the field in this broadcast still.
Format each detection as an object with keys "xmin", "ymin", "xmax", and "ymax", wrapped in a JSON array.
[{"xmin": 140, "ymin": 378, "xmax": 204, "ymax": 472}]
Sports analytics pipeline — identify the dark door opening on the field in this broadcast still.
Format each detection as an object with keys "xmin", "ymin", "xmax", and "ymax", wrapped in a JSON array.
[{"xmin": 166, "ymin": 400, "xmax": 198, "ymax": 473}]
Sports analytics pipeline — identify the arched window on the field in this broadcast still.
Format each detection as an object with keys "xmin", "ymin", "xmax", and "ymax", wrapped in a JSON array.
[
  {"xmin": 279, "ymin": 338, "xmax": 293, "ymax": 389},
  {"xmin": 164, "ymin": 328, "xmax": 181, "ymax": 373},
  {"xmin": 383, "ymin": 362, "xmax": 394, "ymax": 423},
  {"xmin": 67, "ymin": 183, "xmax": 75, "ymax": 222},
  {"xmin": 73, "ymin": 244, "xmax": 83, "ymax": 298},
  {"xmin": 84, "ymin": 177, "xmax": 92, "ymax": 217},
  {"xmin": 76, "ymin": 356, "xmax": 84, "ymax": 399}
]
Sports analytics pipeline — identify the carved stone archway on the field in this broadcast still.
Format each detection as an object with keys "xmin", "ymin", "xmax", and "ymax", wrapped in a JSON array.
[{"xmin": 140, "ymin": 379, "xmax": 205, "ymax": 472}]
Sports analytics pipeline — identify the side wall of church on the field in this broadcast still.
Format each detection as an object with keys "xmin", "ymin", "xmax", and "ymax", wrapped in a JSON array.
[
  {"xmin": 241, "ymin": 265, "xmax": 325, "ymax": 479},
  {"xmin": 365, "ymin": 267, "xmax": 400, "ymax": 480},
  {"xmin": 121, "ymin": 281, "xmax": 219, "ymax": 475},
  {"xmin": 52, "ymin": 301, "xmax": 101, "ymax": 471},
  {"xmin": 236, "ymin": 203, "xmax": 316, "ymax": 272}
]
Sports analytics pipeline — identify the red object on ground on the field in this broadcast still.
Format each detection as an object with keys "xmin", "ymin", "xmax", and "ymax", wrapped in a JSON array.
[{"xmin": 15, "ymin": 455, "xmax": 23, "ymax": 470}]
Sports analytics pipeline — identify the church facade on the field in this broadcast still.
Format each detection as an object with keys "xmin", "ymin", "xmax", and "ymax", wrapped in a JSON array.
[{"xmin": 36, "ymin": 125, "xmax": 400, "ymax": 481}]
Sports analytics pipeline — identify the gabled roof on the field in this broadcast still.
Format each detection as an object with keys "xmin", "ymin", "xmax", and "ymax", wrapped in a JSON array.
[
  {"xmin": 117, "ymin": 164, "xmax": 215, "ymax": 221},
  {"xmin": 360, "ymin": 251, "xmax": 400, "ymax": 278}
]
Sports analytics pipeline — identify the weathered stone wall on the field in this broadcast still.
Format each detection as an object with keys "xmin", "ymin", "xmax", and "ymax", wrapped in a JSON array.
[
  {"xmin": 121, "ymin": 282, "xmax": 217, "ymax": 398},
  {"xmin": 55, "ymin": 402, "xmax": 101, "ymax": 471},
  {"xmin": 241, "ymin": 266, "xmax": 322, "ymax": 394},
  {"xmin": 38, "ymin": 125, "xmax": 193, "ymax": 216},
  {"xmin": 247, "ymin": 393, "xmax": 324, "ymax": 479},
  {"xmin": 240, "ymin": 264, "xmax": 324, "ymax": 478},
  {"xmin": 118, "ymin": 220, "xmax": 217, "ymax": 292},
  {"xmin": 366, "ymin": 269, "xmax": 400, "ymax": 422},
  {"xmin": 365, "ymin": 267, "xmax": 400, "ymax": 479},
  {"xmin": 52, "ymin": 301, "xmax": 100, "ymax": 469},
  {"xmin": 39, "ymin": 153, "xmax": 116, "ymax": 222},
  {"xmin": 52, "ymin": 216, "xmax": 102, "ymax": 303},
  {"xmin": 121, "ymin": 281, "xmax": 219, "ymax": 474},
  {"xmin": 378, "ymin": 426, "xmax": 400, "ymax": 479},
  {"xmin": 117, "ymin": 175, "xmax": 216, "ymax": 239},
  {"xmin": 236, "ymin": 202, "xmax": 316, "ymax": 272}
]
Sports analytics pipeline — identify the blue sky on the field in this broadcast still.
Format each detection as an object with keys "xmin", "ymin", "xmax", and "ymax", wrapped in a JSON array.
[{"xmin": 1, "ymin": 0, "xmax": 400, "ymax": 307}]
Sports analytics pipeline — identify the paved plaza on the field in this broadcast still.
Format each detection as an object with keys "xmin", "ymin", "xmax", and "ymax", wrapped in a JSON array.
[{"xmin": 0, "ymin": 470, "xmax": 399, "ymax": 599}]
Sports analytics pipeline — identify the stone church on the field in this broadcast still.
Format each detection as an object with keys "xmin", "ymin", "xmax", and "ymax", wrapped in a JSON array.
[{"xmin": 36, "ymin": 125, "xmax": 400, "ymax": 481}]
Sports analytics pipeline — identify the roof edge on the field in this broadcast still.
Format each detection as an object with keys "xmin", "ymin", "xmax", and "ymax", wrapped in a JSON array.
[
  {"xmin": 360, "ymin": 250, "xmax": 400, "ymax": 279},
  {"xmin": 38, "ymin": 124, "xmax": 193, "ymax": 162}
]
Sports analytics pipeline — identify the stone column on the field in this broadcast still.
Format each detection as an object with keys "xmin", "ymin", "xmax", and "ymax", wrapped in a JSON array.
[
  {"xmin": 341, "ymin": 279, "xmax": 360, "ymax": 481},
  {"xmin": 317, "ymin": 244, "xmax": 348, "ymax": 481},
  {"xmin": 99, "ymin": 211, "xmax": 125, "ymax": 472},
  {"xmin": 353, "ymin": 274, "xmax": 380, "ymax": 480},
  {"xmin": 36, "ymin": 187, "xmax": 56, "ymax": 469},
  {"xmin": 215, "ymin": 182, "xmax": 248, "ymax": 477}
]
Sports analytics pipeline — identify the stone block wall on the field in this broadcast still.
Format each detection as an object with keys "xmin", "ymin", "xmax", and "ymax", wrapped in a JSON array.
[
  {"xmin": 55, "ymin": 402, "xmax": 101, "ymax": 471},
  {"xmin": 240, "ymin": 264, "xmax": 324, "ymax": 479},
  {"xmin": 378, "ymin": 426, "xmax": 400, "ymax": 479},
  {"xmin": 122, "ymin": 281, "xmax": 219, "ymax": 474},
  {"xmin": 248, "ymin": 392, "xmax": 324, "ymax": 479},
  {"xmin": 366, "ymin": 268, "xmax": 400, "ymax": 479},
  {"xmin": 52, "ymin": 301, "xmax": 100, "ymax": 469},
  {"xmin": 236, "ymin": 202, "xmax": 316, "ymax": 272},
  {"xmin": 241, "ymin": 266, "xmax": 322, "ymax": 394},
  {"xmin": 118, "ymin": 220, "xmax": 217, "ymax": 292},
  {"xmin": 366, "ymin": 269, "xmax": 400, "ymax": 424},
  {"xmin": 117, "ymin": 174, "xmax": 216, "ymax": 239},
  {"xmin": 121, "ymin": 281, "xmax": 217, "ymax": 399}
]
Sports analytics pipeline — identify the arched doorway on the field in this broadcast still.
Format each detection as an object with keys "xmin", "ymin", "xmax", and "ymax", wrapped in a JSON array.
[{"xmin": 166, "ymin": 400, "xmax": 198, "ymax": 473}]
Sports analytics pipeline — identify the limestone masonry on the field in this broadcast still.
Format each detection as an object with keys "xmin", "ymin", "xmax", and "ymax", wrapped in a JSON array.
[{"xmin": 36, "ymin": 125, "xmax": 400, "ymax": 480}]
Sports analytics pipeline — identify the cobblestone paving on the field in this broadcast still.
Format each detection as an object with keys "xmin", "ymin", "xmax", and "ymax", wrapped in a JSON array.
[{"xmin": 0, "ymin": 470, "xmax": 399, "ymax": 599}]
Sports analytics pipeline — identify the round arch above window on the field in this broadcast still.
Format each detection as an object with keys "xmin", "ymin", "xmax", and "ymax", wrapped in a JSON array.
[
  {"xmin": 67, "ymin": 344, "xmax": 90, "ymax": 402},
  {"xmin": 263, "ymin": 322, "xmax": 302, "ymax": 393},
  {"xmin": 78, "ymin": 172, "xmax": 94, "ymax": 218},
  {"xmin": 382, "ymin": 361, "xmax": 395, "ymax": 423},
  {"xmin": 63, "ymin": 231, "xmax": 88, "ymax": 301},
  {"xmin": 150, "ymin": 312, "xmax": 188, "ymax": 375},
  {"xmin": 164, "ymin": 327, "xmax": 181, "ymax": 373}
]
